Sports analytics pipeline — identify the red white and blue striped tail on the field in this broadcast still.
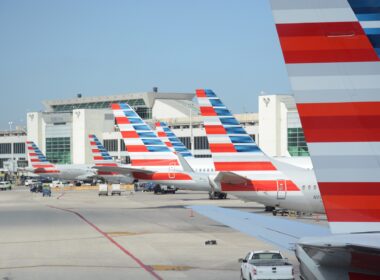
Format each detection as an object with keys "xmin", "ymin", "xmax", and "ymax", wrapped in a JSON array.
[
  {"xmin": 26, "ymin": 141, "xmax": 59, "ymax": 174},
  {"xmin": 270, "ymin": 0, "xmax": 380, "ymax": 234},
  {"xmin": 111, "ymin": 103, "xmax": 179, "ymax": 167},
  {"xmin": 155, "ymin": 122, "xmax": 193, "ymax": 158},
  {"xmin": 88, "ymin": 134, "xmax": 118, "ymax": 167},
  {"xmin": 195, "ymin": 89, "xmax": 277, "ymax": 173}
]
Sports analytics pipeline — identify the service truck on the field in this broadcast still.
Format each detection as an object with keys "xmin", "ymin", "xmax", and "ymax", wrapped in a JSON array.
[{"xmin": 239, "ymin": 250, "xmax": 294, "ymax": 280}]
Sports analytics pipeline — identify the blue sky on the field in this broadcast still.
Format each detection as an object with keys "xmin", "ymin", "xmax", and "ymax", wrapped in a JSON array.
[{"xmin": 0, "ymin": 0, "xmax": 290, "ymax": 130}]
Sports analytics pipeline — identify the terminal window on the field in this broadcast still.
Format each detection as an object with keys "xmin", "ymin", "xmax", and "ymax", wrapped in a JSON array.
[
  {"xmin": 0, "ymin": 143, "xmax": 11, "ymax": 154},
  {"xmin": 46, "ymin": 137, "xmax": 71, "ymax": 164},
  {"xmin": 287, "ymin": 128, "xmax": 309, "ymax": 156}
]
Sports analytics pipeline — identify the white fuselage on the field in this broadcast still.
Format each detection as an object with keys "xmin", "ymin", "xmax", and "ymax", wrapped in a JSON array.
[{"xmin": 34, "ymin": 164, "xmax": 96, "ymax": 181}]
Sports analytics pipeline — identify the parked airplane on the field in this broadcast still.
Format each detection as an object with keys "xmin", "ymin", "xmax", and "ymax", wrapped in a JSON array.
[
  {"xmin": 88, "ymin": 134, "xmax": 133, "ymax": 184},
  {"xmin": 154, "ymin": 121, "xmax": 227, "ymax": 198},
  {"xmin": 195, "ymin": 89, "xmax": 324, "ymax": 213},
  {"xmin": 26, "ymin": 141, "xmax": 96, "ymax": 181},
  {"xmin": 96, "ymin": 103, "xmax": 216, "ymax": 193}
]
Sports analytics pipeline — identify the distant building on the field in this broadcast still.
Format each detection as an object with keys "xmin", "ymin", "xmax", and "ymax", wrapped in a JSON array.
[
  {"xmin": 16, "ymin": 90, "xmax": 307, "ymax": 166},
  {"xmin": 0, "ymin": 129, "xmax": 27, "ymax": 170}
]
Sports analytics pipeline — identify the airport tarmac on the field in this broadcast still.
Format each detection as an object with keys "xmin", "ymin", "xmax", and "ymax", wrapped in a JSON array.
[{"xmin": 0, "ymin": 186, "xmax": 327, "ymax": 280}]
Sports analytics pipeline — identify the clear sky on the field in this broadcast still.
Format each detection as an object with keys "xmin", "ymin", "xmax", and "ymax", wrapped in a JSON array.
[{"xmin": 0, "ymin": 0, "xmax": 290, "ymax": 130}]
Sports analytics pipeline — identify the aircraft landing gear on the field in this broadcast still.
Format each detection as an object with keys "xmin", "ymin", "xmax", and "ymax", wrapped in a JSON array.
[{"xmin": 209, "ymin": 191, "xmax": 227, "ymax": 200}]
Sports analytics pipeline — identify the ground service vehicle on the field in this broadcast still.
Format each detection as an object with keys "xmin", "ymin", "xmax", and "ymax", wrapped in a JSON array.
[
  {"xmin": 239, "ymin": 250, "xmax": 294, "ymax": 280},
  {"xmin": 0, "ymin": 181, "xmax": 12, "ymax": 191}
]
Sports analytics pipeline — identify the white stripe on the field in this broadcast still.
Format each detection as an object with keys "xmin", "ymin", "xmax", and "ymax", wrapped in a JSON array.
[
  {"xmin": 207, "ymin": 135, "xmax": 232, "ymax": 144},
  {"xmin": 213, "ymin": 153, "xmax": 268, "ymax": 162},
  {"xmin": 329, "ymin": 222, "xmax": 380, "ymax": 234},
  {"xmin": 197, "ymin": 98, "xmax": 212, "ymax": 106},
  {"xmin": 290, "ymin": 74, "xmax": 380, "ymax": 91},
  {"xmin": 124, "ymin": 138, "xmax": 145, "ymax": 145},
  {"xmin": 308, "ymin": 142, "xmax": 380, "ymax": 157},
  {"xmin": 360, "ymin": 21, "xmax": 380, "ymax": 29},
  {"xmin": 294, "ymin": 89, "xmax": 380, "ymax": 103},
  {"xmin": 113, "ymin": 110, "xmax": 125, "ymax": 117},
  {"xmin": 272, "ymin": 8, "xmax": 356, "ymax": 24},
  {"xmin": 203, "ymin": 117, "xmax": 223, "ymax": 126},
  {"xmin": 313, "ymin": 165, "xmax": 380, "ymax": 182}
]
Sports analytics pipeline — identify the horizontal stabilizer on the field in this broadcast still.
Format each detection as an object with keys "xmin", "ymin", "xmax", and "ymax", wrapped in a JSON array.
[
  {"xmin": 176, "ymin": 153, "xmax": 194, "ymax": 172},
  {"xmin": 188, "ymin": 205, "xmax": 330, "ymax": 251}
]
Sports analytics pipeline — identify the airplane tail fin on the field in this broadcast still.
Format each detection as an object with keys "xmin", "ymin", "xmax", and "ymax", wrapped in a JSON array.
[
  {"xmin": 111, "ymin": 103, "xmax": 179, "ymax": 168},
  {"xmin": 155, "ymin": 121, "xmax": 192, "ymax": 158},
  {"xmin": 269, "ymin": 0, "xmax": 380, "ymax": 234},
  {"xmin": 195, "ymin": 89, "xmax": 277, "ymax": 173},
  {"xmin": 26, "ymin": 141, "xmax": 59, "ymax": 174},
  {"xmin": 88, "ymin": 134, "xmax": 118, "ymax": 167}
]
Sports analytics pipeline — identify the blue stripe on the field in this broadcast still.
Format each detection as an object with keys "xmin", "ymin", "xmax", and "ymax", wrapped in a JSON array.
[
  {"xmin": 120, "ymin": 103, "xmax": 131, "ymax": 109},
  {"xmin": 225, "ymin": 127, "xmax": 247, "ymax": 135},
  {"xmin": 220, "ymin": 117, "xmax": 239, "ymax": 126},
  {"xmin": 215, "ymin": 108, "xmax": 232, "ymax": 116},
  {"xmin": 364, "ymin": 28, "xmax": 380, "ymax": 35},
  {"xmin": 138, "ymin": 132, "xmax": 156, "ymax": 138},
  {"xmin": 147, "ymin": 146, "xmax": 170, "ymax": 152},
  {"xmin": 367, "ymin": 34, "xmax": 380, "ymax": 47},
  {"xmin": 133, "ymin": 125, "xmax": 151, "ymax": 131},
  {"xmin": 205, "ymin": 89, "xmax": 217, "ymax": 97},
  {"xmin": 123, "ymin": 110, "xmax": 138, "ymax": 117},
  {"xmin": 129, "ymin": 118, "xmax": 144, "ymax": 124},
  {"xmin": 229, "ymin": 136, "xmax": 254, "ymax": 144},
  {"xmin": 142, "ymin": 139, "xmax": 163, "ymax": 145},
  {"xmin": 352, "ymin": 7, "xmax": 380, "ymax": 14},
  {"xmin": 209, "ymin": 98, "xmax": 224, "ymax": 107},
  {"xmin": 356, "ymin": 13, "xmax": 380, "ymax": 21},
  {"xmin": 235, "ymin": 145, "xmax": 261, "ymax": 153},
  {"xmin": 348, "ymin": 0, "xmax": 380, "ymax": 8}
]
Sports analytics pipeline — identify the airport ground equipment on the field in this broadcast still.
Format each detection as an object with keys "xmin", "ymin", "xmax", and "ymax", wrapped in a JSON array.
[
  {"xmin": 98, "ymin": 184, "xmax": 108, "ymax": 196},
  {"xmin": 111, "ymin": 184, "xmax": 121, "ymax": 196},
  {"xmin": 239, "ymin": 250, "xmax": 294, "ymax": 280}
]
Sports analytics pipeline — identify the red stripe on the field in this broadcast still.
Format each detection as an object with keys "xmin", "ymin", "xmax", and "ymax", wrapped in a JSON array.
[
  {"xmin": 121, "ymin": 131, "xmax": 139, "ymax": 138},
  {"xmin": 326, "ymin": 209, "xmax": 380, "ymax": 222},
  {"xmin": 215, "ymin": 161, "xmax": 277, "ymax": 171},
  {"xmin": 92, "ymin": 149, "xmax": 100, "ymax": 153},
  {"xmin": 115, "ymin": 116, "xmax": 130, "ymax": 124},
  {"xmin": 93, "ymin": 156, "xmax": 105, "ymax": 160},
  {"xmin": 165, "ymin": 142, "xmax": 173, "ymax": 147},
  {"xmin": 33, "ymin": 164, "xmax": 55, "ymax": 168},
  {"xmin": 49, "ymin": 206, "xmax": 163, "ymax": 280},
  {"xmin": 155, "ymin": 122, "xmax": 161, "ymax": 127},
  {"xmin": 319, "ymin": 182, "xmax": 380, "ymax": 222},
  {"xmin": 204, "ymin": 125, "xmax": 227, "ymax": 135},
  {"xmin": 111, "ymin": 103, "xmax": 121, "ymax": 110},
  {"xmin": 276, "ymin": 22, "xmax": 379, "ymax": 63},
  {"xmin": 298, "ymin": 102, "xmax": 380, "ymax": 117},
  {"xmin": 31, "ymin": 159, "xmax": 43, "ymax": 162},
  {"xmin": 297, "ymin": 103, "xmax": 380, "ymax": 142},
  {"xmin": 132, "ymin": 172, "xmax": 192, "ymax": 181},
  {"xmin": 221, "ymin": 180, "xmax": 299, "ymax": 192},
  {"xmin": 29, "ymin": 153, "xmax": 38, "ymax": 156},
  {"xmin": 27, "ymin": 147, "xmax": 34, "ymax": 150},
  {"xmin": 35, "ymin": 170, "xmax": 60, "ymax": 174},
  {"xmin": 319, "ymin": 182, "xmax": 380, "ymax": 196},
  {"xmin": 200, "ymin": 106, "xmax": 217, "ymax": 116},
  {"xmin": 196, "ymin": 89, "xmax": 207, "ymax": 97},
  {"xmin": 209, "ymin": 143, "xmax": 236, "ymax": 153},
  {"xmin": 127, "ymin": 145, "xmax": 149, "ymax": 152},
  {"xmin": 98, "ymin": 171, "xmax": 119, "ymax": 175},
  {"xmin": 90, "ymin": 141, "xmax": 97, "ymax": 146},
  {"xmin": 131, "ymin": 159, "xmax": 179, "ymax": 166},
  {"xmin": 157, "ymin": 132, "xmax": 166, "ymax": 137}
]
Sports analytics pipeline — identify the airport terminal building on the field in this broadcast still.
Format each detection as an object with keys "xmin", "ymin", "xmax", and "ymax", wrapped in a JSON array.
[{"xmin": 1, "ymin": 90, "xmax": 308, "ymax": 169}]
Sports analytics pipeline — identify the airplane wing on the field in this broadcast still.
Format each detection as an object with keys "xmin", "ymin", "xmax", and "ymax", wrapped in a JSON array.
[
  {"xmin": 93, "ymin": 166, "xmax": 155, "ymax": 175},
  {"xmin": 188, "ymin": 205, "xmax": 330, "ymax": 252}
]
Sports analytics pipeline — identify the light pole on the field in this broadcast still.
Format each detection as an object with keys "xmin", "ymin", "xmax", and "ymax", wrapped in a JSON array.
[{"xmin": 8, "ymin": 121, "xmax": 13, "ymax": 132}]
